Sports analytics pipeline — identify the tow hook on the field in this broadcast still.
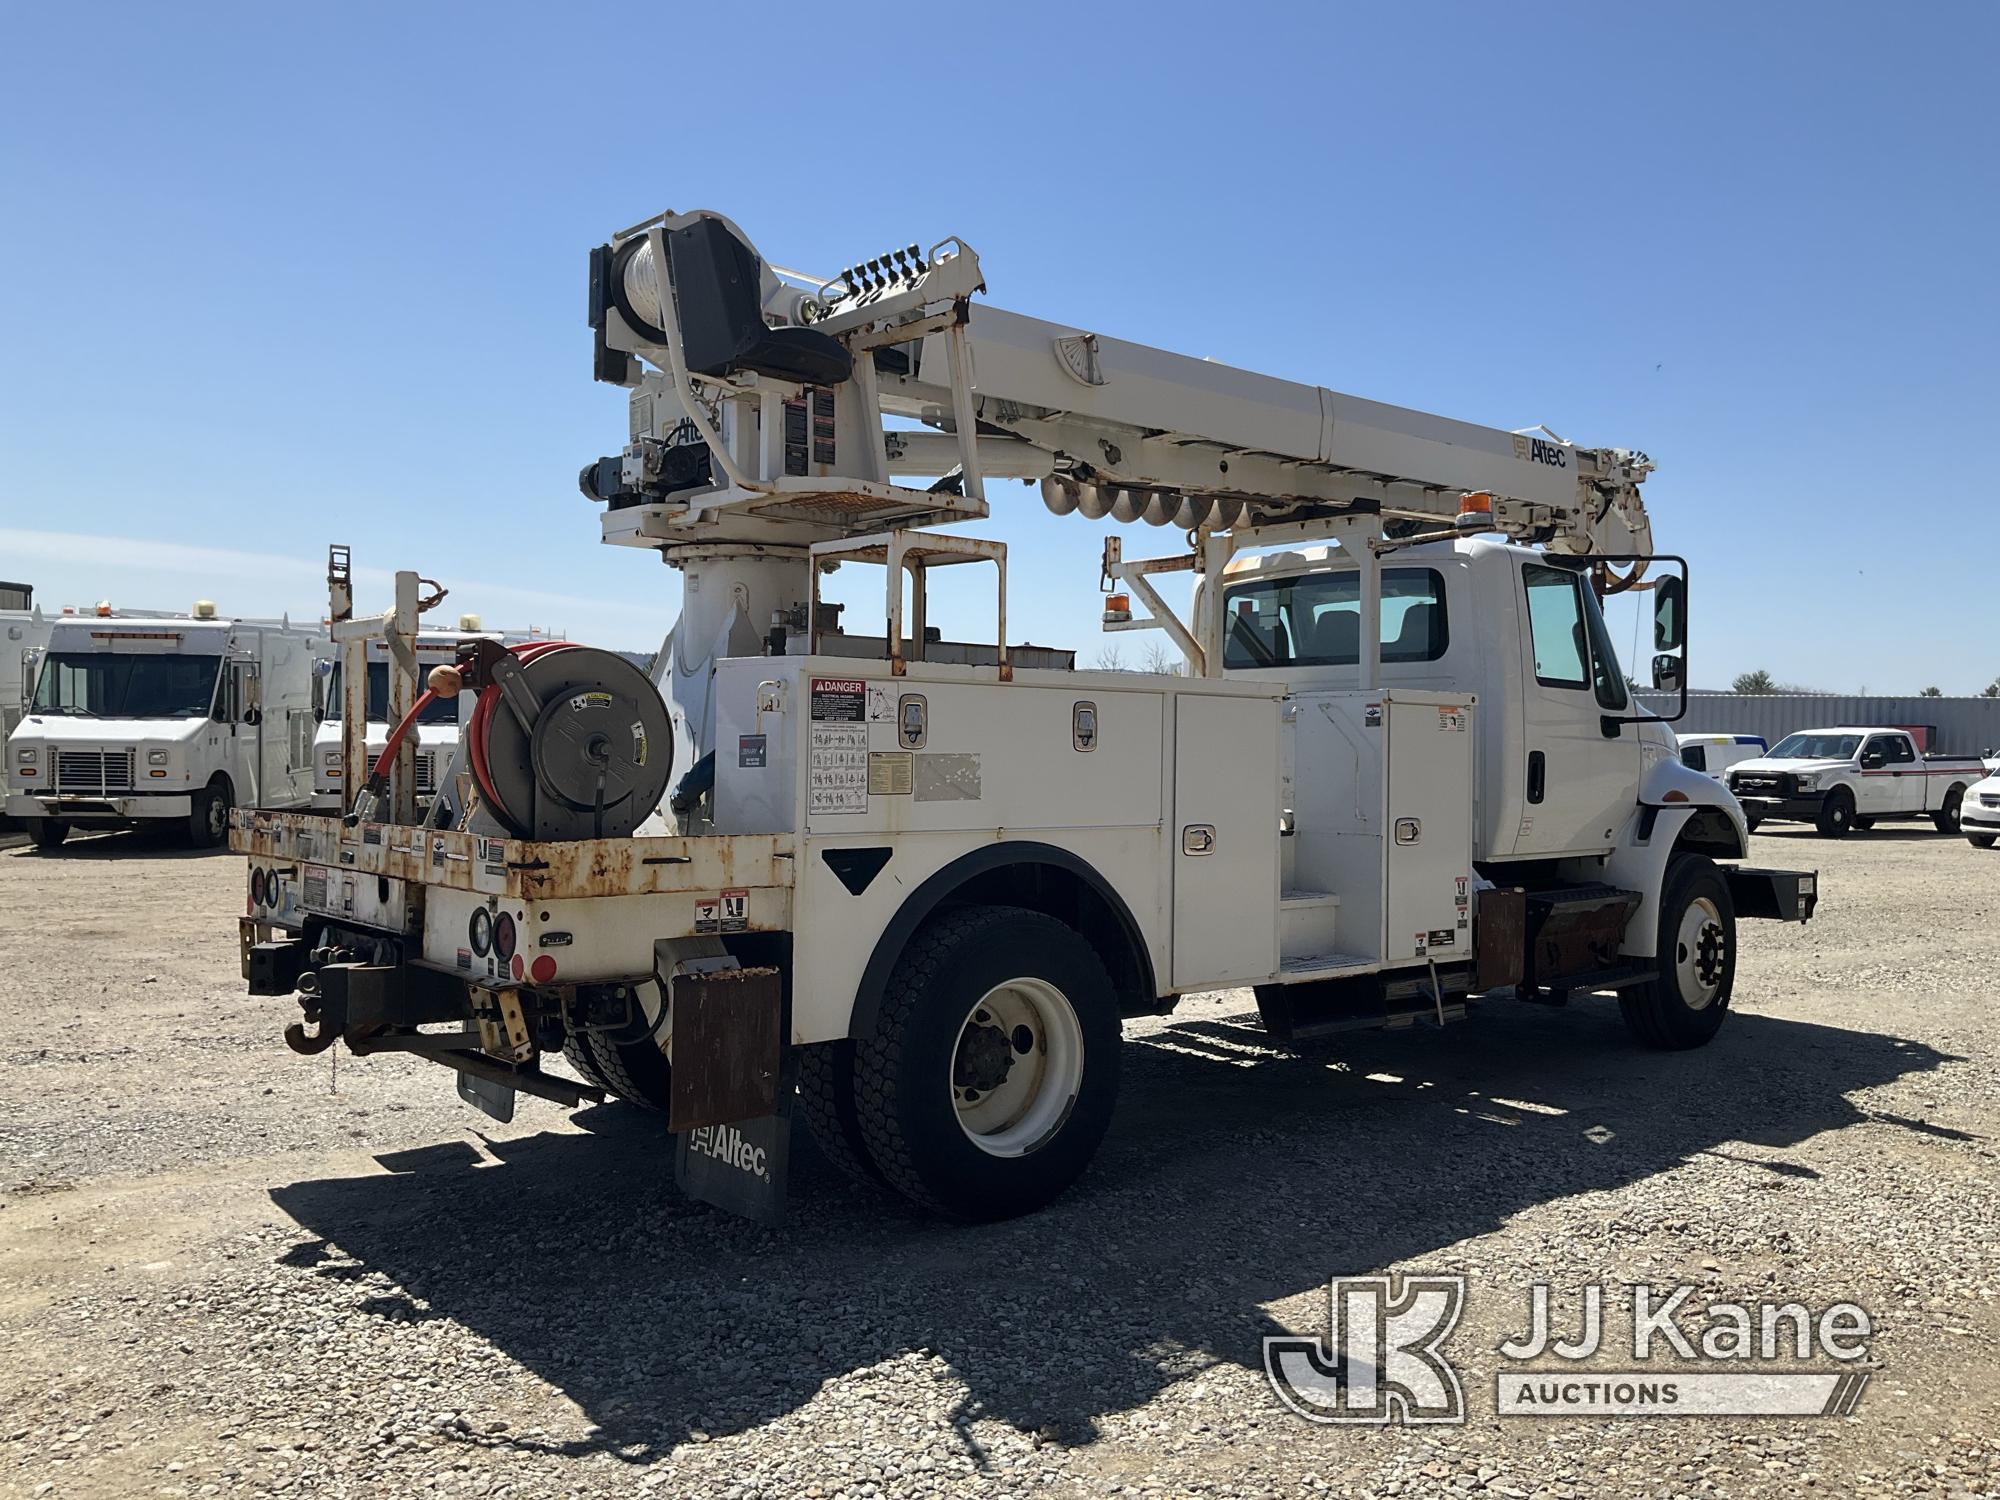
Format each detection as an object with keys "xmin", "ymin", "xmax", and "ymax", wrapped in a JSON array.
[{"xmin": 284, "ymin": 974, "xmax": 338, "ymax": 1055}]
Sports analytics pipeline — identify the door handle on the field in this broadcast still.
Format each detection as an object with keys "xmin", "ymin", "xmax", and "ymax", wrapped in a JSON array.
[
  {"xmin": 1527, "ymin": 750, "xmax": 1546, "ymax": 805},
  {"xmin": 1181, "ymin": 824, "xmax": 1216, "ymax": 855}
]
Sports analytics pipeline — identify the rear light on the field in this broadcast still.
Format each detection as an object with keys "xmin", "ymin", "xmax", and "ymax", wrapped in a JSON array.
[
  {"xmin": 493, "ymin": 911, "xmax": 517, "ymax": 962},
  {"xmin": 251, "ymin": 868, "xmax": 268, "ymax": 907},
  {"xmin": 468, "ymin": 907, "xmax": 494, "ymax": 956}
]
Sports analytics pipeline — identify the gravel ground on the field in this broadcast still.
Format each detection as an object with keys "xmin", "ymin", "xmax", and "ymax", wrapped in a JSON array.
[{"xmin": 1, "ymin": 825, "xmax": 1997, "ymax": 1498}]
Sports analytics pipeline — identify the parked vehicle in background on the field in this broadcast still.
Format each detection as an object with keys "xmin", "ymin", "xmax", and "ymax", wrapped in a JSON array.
[
  {"xmin": 1961, "ymin": 770, "xmax": 2000, "ymax": 849},
  {"xmin": 5, "ymin": 603, "xmax": 328, "ymax": 849},
  {"xmin": 2, "ymin": 602, "xmax": 53, "ymax": 744},
  {"xmin": 309, "ymin": 617, "xmax": 540, "ymax": 814},
  {"xmin": 1677, "ymin": 733, "xmax": 1767, "ymax": 780},
  {"xmin": 1724, "ymin": 727, "xmax": 1984, "ymax": 838}
]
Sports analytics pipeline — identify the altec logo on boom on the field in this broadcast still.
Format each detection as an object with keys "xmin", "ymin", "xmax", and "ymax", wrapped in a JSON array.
[
  {"xmin": 1265, "ymin": 1275, "xmax": 1873, "ymax": 1424},
  {"xmin": 1510, "ymin": 433, "xmax": 1570, "ymax": 469}
]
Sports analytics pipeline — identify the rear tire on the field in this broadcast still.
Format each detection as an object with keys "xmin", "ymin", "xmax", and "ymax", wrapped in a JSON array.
[
  {"xmin": 28, "ymin": 818, "xmax": 69, "ymax": 850},
  {"xmin": 583, "ymin": 982, "xmax": 673, "ymax": 1110},
  {"xmin": 1933, "ymin": 786, "xmax": 1964, "ymax": 835},
  {"xmin": 1619, "ymin": 854, "xmax": 1735, "ymax": 1051},
  {"xmin": 188, "ymin": 779, "xmax": 232, "ymax": 848},
  {"xmin": 560, "ymin": 1034, "xmax": 615, "ymax": 1095},
  {"xmin": 1742, "ymin": 810, "xmax": 1763, "ymax": 833},
  {"xmin": 1814, "ymin": 787, "xmax": 1855, "ymax": 838},
  {"xmin": 1969, "ymin": 833, "xmax": 1997, "ymax": 850},
  {"xmin": 797, "ymin": 1040, "xmax": 886, "ymax": 1189},
  {"xmin": 852, "ymin": 906, "xmax": 1120, "ymax": 1220}
]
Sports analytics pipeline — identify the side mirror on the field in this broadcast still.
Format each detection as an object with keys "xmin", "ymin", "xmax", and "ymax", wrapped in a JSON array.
[
  {"xmin": 1652, "ymin": 575, "xmax": 1686, "ymax": 652},
  {"xmin": 1860, "ymin": 751, "xmax": 1884, "ymax": 769},
  {"xmin": 1651, "ymin": 653, "xmax": 1685, "ymax": 692}
]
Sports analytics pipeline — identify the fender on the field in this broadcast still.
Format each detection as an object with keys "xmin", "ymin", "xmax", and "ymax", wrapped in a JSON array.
[
  {"xmin": 1589, "ymin": 754, "xmax": 1748, "ymax": 959},
  {"xmin": 846, "ymin": 840, "xmax": 1158, "ymax": 1041}
]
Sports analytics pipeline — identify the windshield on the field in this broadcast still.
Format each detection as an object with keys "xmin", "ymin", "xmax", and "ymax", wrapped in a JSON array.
[
  {"xmin": 31, "ymin": 651, "xmax": 220, "ymax": 718},
  {"xmin": 324, "ymin": 661, "xmax": 460, "ymax": 726},
  {"xmin": 1769, "ymin": 733, "xmax": 1861, "ymax": 760}
]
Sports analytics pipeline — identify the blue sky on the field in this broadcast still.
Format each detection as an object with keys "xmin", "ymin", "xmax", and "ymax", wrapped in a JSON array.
[{"xmin": 3, "ymin": 2, "xmax": 1995, "ymax": 689}]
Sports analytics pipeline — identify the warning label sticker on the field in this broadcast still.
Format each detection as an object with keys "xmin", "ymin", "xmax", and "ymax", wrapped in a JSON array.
[
  {"xmin": 809, "ymin": 677, "xmax": 866, "ymax": 723},
  {"xmin": 809, "ymin": 724, "xmax": 868, "ymax": 814},
  {"xmin": 868, "ymin": 750, "xmax": 913, "ymax": 795}
]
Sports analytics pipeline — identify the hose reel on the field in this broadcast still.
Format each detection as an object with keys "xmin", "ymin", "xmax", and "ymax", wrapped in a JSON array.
[{"xmin": 464, "ymin": 643, "xmax": 673, "ymax": 841}]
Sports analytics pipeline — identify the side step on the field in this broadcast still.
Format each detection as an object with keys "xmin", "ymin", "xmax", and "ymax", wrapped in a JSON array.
[{"xmin": 1256, "ymin": 965, "xmax": 1473, "ymax": 1043}]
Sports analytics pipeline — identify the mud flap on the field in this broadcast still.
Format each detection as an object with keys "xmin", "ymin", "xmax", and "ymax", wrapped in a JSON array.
[
  {"xmin": 456, "ymin": 1069, "xmax": 517, "ymax": 1123},
  {"xmin": 675, "ymin": 1103, "xmax": 790, "ymax": 1226},
  {"xmin": 669, "ymin": 965, "xmax": 787, "ymax": 1224}
]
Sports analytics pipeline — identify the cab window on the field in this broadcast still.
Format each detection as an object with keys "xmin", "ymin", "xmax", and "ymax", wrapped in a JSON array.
[
  {"xmin": 1522, "ymin": 563, "xmax": 1628, "ymax": 711},
  {"xmin": 1221, "ymin": 567, "xmax": 1447, "ymax": 670}
]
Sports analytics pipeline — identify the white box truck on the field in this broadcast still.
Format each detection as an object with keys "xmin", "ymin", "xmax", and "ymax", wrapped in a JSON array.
[
  {"xmin": 230, "ymin": 210, "xmax": 1818, "ymax": 1223},
  {"xmin": 8, "ymin": 603, "xmax": 328, "ymax": 849},
  {"xmin": 310, "ymin": 611, "xmax": 544, "ymax": 815}
]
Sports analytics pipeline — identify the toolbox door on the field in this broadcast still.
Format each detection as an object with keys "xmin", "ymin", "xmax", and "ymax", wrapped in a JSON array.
[{"xmin": 1170, "ymin": 693, "xmax": 1280, "ymax": 989}]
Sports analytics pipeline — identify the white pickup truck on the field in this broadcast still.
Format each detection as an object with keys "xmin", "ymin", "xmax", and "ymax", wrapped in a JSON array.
[{"xmin": 1723, "ymin": 727, "xmax": 1984, "ymax": 838}]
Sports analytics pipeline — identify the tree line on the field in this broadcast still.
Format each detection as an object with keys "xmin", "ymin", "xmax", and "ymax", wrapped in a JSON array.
[{"xmin": 1731, "ymin": 669, "xmax": 2000, "ymax": 698}]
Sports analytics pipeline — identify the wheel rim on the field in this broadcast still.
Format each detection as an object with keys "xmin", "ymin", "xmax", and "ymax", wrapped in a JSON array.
[
  {"xmin": 208, "ymin": 794, "xmax": 228, "ymax": 838},
  {"xmin": 950, "ymin": 978, "xmax": 1085, "ymax": 1158},
  {"xmin": 1674, "ymin": 897, "xmax": 1728, "ymax": 1010}
]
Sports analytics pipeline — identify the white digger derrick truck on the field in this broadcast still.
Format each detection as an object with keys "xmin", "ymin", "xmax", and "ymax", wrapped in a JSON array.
[{"xmin": 230, "ymin": 209, "xmax": 1818, "ymax": 1223}]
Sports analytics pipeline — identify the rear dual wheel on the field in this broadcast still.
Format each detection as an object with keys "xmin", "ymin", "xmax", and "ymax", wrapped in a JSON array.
[{"xmin": 819, "ymin": 905, "xmax": 1120, "ymax": 1221}]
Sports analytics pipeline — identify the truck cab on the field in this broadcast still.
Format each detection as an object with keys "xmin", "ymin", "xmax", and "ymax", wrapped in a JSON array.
[
  {"xmin": 7, "ymin": 605, "xmax": 327, "ymax": 849},
  {"xmin": 1724, "ymin": 727, "xmax": 1982, "ymax": 837}
]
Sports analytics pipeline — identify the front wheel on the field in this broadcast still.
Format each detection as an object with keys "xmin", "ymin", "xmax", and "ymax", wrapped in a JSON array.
[
  {"xmin": 188, "ymin": 779, "xmax": 232, "ymax": 848},
  {"xmin": 1742, "ymin": 809, "xmax": 1763, "ymax": 833},
  {"xmin": 1814, "ymin": 787, "xmax": 1855, "ymax": 838},
  {"xmin": 1969, "ymin": 832, "xmax": 1997, "ymax": 850},
  {"xmin": 28, "ymin": 818, "xmax": 69, "ymax": 850},
  {"xmin": 853, "ymin": 906, "xmax": 1120, "ymax": 1220},
  {"xmin": 1933, "ymin": 786, "xmax": 1964, "ymax": 835},
  {"xmin": 1619, "ymin": 854, "xmax": 1736, "ymax": 1050}
]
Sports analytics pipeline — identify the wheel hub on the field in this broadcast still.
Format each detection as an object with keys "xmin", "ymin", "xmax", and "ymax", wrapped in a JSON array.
[
  {"xmin": 953, "ymin": 1014, "xmax": 1016, "ymax": 1095},
  {"xmin": 1694, "ymin": 922, "xmax": 1726, "ymax": 987}
]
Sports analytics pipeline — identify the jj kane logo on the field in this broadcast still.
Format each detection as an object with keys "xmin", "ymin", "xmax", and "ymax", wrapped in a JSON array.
[{"xmin": 1266, "ymin": 1275, "xmax": 1873, "ymax": 1424}]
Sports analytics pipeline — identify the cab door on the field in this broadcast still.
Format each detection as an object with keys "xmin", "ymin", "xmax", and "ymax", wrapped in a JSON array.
[
  {"xmin": 1510, "ymin": 561, "xmax": 1636, "ymax": 857},
  {"xmin": 1860, "ymin": 733, "xmax": 1918, "ymax": 813}
]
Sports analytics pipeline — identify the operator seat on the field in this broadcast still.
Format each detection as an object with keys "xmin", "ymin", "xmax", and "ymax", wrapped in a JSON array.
[
  {"xmin": 1385, "ymin": 603, "xmax": 1436, "ymax": 661},
  {"xmin": 668, "ymin": 217, "xmax": 854, "ymax": 386},
  {"xmin": 1305, "ymin": 609, "xmax": 1361, "ymax": 665}
]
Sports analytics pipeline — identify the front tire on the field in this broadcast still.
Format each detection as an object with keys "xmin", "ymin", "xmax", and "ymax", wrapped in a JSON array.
[
  {"xmin": 1814, "ymin": 787, "xmax": 1855, "ymax": 838},
  {"xmin": 1742, "ymin": 809, "xmax": 1763, "ymax": 833},
  {"xmin": 28, "ymin": 818, "xmax": 69, "ymax": 850},
  {"xmin": 1969, "ymin": 832, "xmax": 1997, "ymax": 850},
  {"xmin": 188, "ymin": 779, "xmax": 232, "ymax": 848},
  {"xmin": 1619, "ymin": 854, "xmax": 1736, "ymax": 1050},
  {"xmin": 853, "ymin": 906, "xmax": 1120, "ymax": 1220},
  {"xmin": 1933, "ymin": 786, "xmax": 1964, "ymax": 835}
]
